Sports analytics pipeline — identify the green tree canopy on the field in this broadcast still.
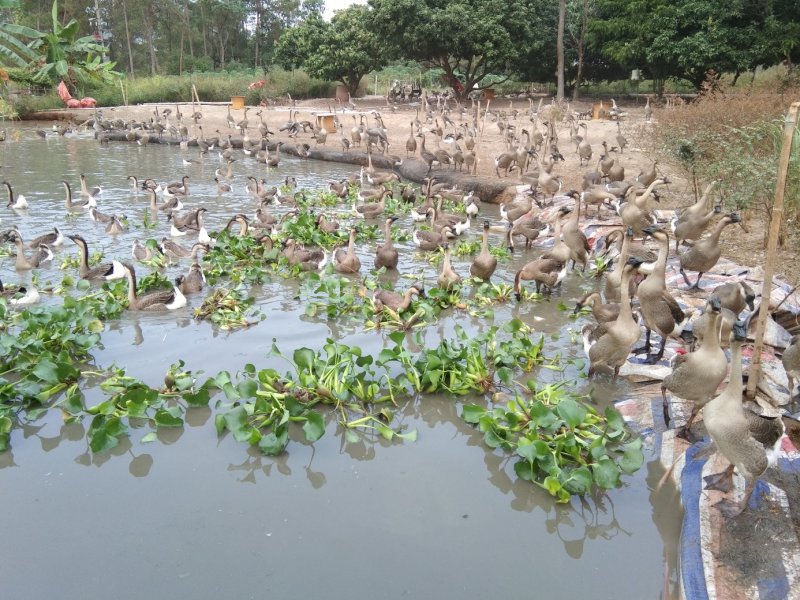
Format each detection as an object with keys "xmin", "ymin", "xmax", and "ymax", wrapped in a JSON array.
[
  {"xmin": 275, "ymin": 5, "xmax": 387, "ymax": 96},
  {"xmin": 368, "ymin": 0, "xmax": 535, "ymax": 100}
]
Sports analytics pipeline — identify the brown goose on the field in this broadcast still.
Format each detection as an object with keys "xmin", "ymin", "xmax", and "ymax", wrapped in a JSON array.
[
  {"xmin": 633, "ymin": 226, "xmax": 690, "ymax": 363},
  {"xmin": 661, "ymin": 296, "xmax": 728, "ymax": 436},
  {"xmin": 352, "ymin": 189, "xmax": 391, "ymax": 219},
  {"xmin": 122, "ymin": 263, "xmax": 187, "ymax": 311},
  {"xmin": 574, "ymin": 292, "xmax": 620, "ymax": 323},
  {"xmin": 540, "ymin": 208, "xmax": 572, "ymax": 265},
  {"xmin": 282, "ymin": 239, "xmax": 328, "ymax": 271},
  {"xmin": 176, "ymin": 262, "xmax": 205, "ymax": 294},
  {"xmin": 8, "ymin": 230, "xmax": 51, "ymax": 270},
  {"xmin": 316, "ymin": 213, "xmax": 340, "ymax": 234},
  {"xmin": 375, "ymin": 216, "xmax": 399, "ymax": 270},
  {"xmin": 334, "ymin": 228, "xmax": 361, "ymax": 274},
  {"xmin": 437, "ymin": 243, "xmax": 461, "ymax": 290},
  {"xmin": 373, "ymin": 283, "xmax": 425, "ymax": 313},
  {"xmin": 678, "ymin": 213, "xmax": 741, "ymax": 289},
  {"xmin": 670, "ymin": 180, "xmax": 719, "ymax": 251},
  {"xmin": 514, "ymin": 256, "xmax": 567, "ymax": 299},
  {"xmin": 583, "ymin": 258, "xmax": 642, "ymax": 379},
  {"xmin": 603, "ymin": 227, "xmax": 638, "ymax": 303},
  {"xmin": 561, "ymin": 190, "xmax": 591, "ymax": 270},
  {"xmin": 67, "ymin": 234, "xmax": 126, "ymax": 280},
  {"xmin": 26, "ymin": 226, "xmax": 64, "ymax": 249},
  {"xmin": 617, "ymin": 178, "xmax": 667, "ymax": 235},
  {"xmin": 713, "ymin": 280, "xmax": 756, "ymax": 314},
  {"xmin": 470, "ymin": 221, "xmax": 497, "ymax": 281},
  {"xmin": 413, "ymin": 226, "xmax": 452, "ymax": 252}
]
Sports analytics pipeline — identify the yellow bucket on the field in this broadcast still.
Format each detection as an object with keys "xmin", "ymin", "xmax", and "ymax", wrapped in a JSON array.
[{"xmin": 230, "ymin": 95, "xmax": 245, "ymax": 110}]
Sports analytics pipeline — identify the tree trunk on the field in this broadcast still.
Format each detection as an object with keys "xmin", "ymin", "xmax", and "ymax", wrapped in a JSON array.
[
  {"xmin": 556, "ymin": 0, "xmax": 565, "ymax": 101},
  {"xmin": 142, "ymin": 10, "xmax": 159, "ymax": 75},
  {"xmin": 572, "ymin": 0, "xmax": 589, "ymax": 102},
  {"xmin": 121, "ymin": 0, "xmax": 134, "ymax": 76}
]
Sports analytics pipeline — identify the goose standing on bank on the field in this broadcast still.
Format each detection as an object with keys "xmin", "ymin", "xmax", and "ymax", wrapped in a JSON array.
[
  {"xmin": 470, "ymin": 221, "xmax": 497, "ymax": 281},
  {"xmin": 678, "ymin": 212, "xmax": 742, "ymax": 289},
  {"xmin": 122, "ymin": 263, "xmax": 186, "ymax": 311},
  {"xmin": 703, "ymin": 321, "xmax": 786, "ymax": 517},
  {"xmin": 661, "ymin": 295, "xmax": 728, "ymax": 436},
  {"xmin": 783, "ymin": 335, "xmax": 800, "ymax": 397},
  {"xmin": 68, "ymin": 234, "xmax": 126, "ymax": 281},
  {"xmin": 634, "ymin": 226, "xmax": 690, "ymax": 363}
]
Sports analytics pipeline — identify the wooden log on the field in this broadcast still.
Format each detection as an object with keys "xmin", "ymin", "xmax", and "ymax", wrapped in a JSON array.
[{"xmin": 94, "ymin": 131, "xmax": 518, "ymax": 204}]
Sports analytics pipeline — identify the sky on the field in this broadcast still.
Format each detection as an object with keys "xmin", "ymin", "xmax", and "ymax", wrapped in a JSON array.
[{"xmin": 323, "ymin": 0, "xmax": 366, "ymax": 20}]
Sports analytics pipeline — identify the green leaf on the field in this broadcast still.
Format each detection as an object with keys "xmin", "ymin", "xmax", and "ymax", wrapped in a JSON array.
[
  {"xmin": 154, "ymin": 407, "xmax": 183, "ymax": 428},
  {"xmin": 619, "ymin": 438, "xmax": 644, "ymax": 474},
  {"xmin": 461, "ymin": 404, "xmax": 485, "ymax": 424},
  {"xmin": 556, "ymin": 398, "xmax": 587, "ymax": 429},
  {"xmin": 562, "ymin": 466, "xmax": 592, "ymax": 494},
  {"xmin": 592, "ymin": 458, "xmax": 621, "ymax": 489},
  {"xmin": 293, "ymin": 348, "xmax": 316, "ymax": 372},
  {"xmin": 88, "ymin": 415, "xmax": 126, "ymax": 453},
  {"xmin": 604, "ymin": 406, "xmax": 626, "ymax": 434},
  {"xmin": 141, "ymin": 432, "xmax": 158, "ymax": 444},
  {"xmin": 259, "ymin": 425, "xmax": 289, "ymax": 455},
  {"xmin": 302, "ymin": 411, "xmax": 325, "ymax": 442}
]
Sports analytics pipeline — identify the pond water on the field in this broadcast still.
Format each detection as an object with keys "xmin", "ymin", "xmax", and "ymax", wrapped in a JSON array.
[{"xmin": 0, "ymin": 126, "xmax": 681, "ymax": 599}]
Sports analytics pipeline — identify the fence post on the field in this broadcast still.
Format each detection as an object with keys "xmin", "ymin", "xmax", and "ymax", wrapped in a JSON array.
[{"xmin": 745, "ymin": 101, "xmax": 800, "ymax": 399}]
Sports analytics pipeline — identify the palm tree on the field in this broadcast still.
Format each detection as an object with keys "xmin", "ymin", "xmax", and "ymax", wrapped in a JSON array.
[{"xmin": 0, "ymin": 0, "xmax": 39, "ymax": 68}]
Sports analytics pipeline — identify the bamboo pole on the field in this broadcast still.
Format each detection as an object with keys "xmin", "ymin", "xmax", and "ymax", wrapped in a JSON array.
[{"xmin": 745, "ymin": 101, "xmax": 800, "ymax": 399}]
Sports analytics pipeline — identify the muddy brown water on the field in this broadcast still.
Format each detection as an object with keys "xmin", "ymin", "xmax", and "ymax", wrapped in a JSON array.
[{"xmin": 0, "ymin": 126, "xmax": 680, "ymax": 599}]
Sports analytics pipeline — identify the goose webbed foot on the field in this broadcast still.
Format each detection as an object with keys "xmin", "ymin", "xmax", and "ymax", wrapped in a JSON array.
[
  {"xmin": 643, "ymin": 352, "xmax": 664, "ymax": 365},
  {"xmin": 704, "ymin": 467, "xmax": 735, "ymax": 493},
  {"xmin": 675, "ymin": 426, "xmax": 699, "ymax": 443},
  {"xmin": 714, "ymin": 498, "xmax": 744, "ymax": 518},
  {"xmin": 632, "ymin": 345, "xmax": 650, "ymax": 355}
]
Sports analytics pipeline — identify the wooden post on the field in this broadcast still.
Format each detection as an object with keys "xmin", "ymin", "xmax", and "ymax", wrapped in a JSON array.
[{"xmin": 745, "ymin": 101, "xmax": 800, "ymax": 399}]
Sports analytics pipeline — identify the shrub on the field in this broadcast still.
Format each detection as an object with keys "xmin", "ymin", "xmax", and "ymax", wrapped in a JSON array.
[{"xmin": 647, "ymin": 76, "xmax": 800, "ymax": 246}]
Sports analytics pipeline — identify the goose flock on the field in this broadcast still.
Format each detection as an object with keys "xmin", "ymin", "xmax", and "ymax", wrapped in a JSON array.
[{"xmin": 2, "ymin": 98, "xmax": 799, "ymax": 520}]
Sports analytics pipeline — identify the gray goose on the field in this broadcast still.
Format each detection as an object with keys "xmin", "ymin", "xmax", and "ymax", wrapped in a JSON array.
[
  {"xmin": 470, "ymin": 221, "xmax": 497, "ymax": 281},
  {"xmin": 315, "ymin": 213, "xmax": 340, "ymax": 234},
  {"xmin": 583, "ymin": 258, "xmax": 642, "ymax": 379},
  {"xmin": 159, "ymin": 238, "xmax": 208, "ymax": 260},
  {"xmin": 783, "ymin": 335, "xmax": 800, "ymax": 397},
  {"xmin": 68, "ymin": 234, "xmax": 126, "ymax": 281},
  {"xmin": 661, "ymin": 296, "xmax": 728, "ymax": 436},
  {"xmin": 132, "ymin": 238, "xmax": 160, "ymax": 261},
  {"xmin": 373, "ymin": 283, "xmax": 424, "ymax": 313},
  {"xmin": 333, "ymin": 228, "xmax": 361, "ymax": 274},
  {"xmin": 702, "ymin": 322, "xmax": 783, "ymax": 517},
  {"xmin": 375, "ymin": 216, "xmax": 399, "ymax": 270},
  {"xmin": 123, "ymin": 263, "xmax": 187, "ymax": 311},
  {"xmin": 678, "ymin": 213, "xmax": 742, "ymax": 289},
  {"xmin": 62, "ymin": 180, "xmax": 93, "ymax": 210},
  {"xmin": 27, "ymin": 226, "xmax": 64, "ymax": 248}
]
